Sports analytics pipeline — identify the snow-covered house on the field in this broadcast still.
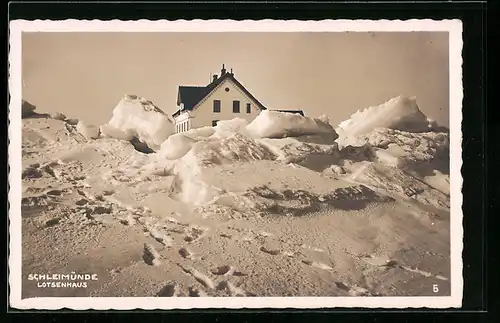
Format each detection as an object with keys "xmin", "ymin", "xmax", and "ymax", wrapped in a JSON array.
[{"xmin": 172, "ymin": 64, "xmax": 270, "ymax": 133}]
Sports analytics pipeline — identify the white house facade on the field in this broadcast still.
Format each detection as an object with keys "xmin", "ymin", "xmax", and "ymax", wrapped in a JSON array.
[{"xmin": 172, "ymin": 65, "xmax": 269, "ymax": 133}]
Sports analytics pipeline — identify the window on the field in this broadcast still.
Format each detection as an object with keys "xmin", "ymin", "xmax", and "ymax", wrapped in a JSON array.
[
  {"xmin": 246, "ymin": 103, "xmax": 251, "ymax": 114},
  {"xmin": 225, "ymin": 87, "xmax": 230, "ymax": 92},
  {"xmin": 233, "ymin": 100, "xmax": 240, "ymax": 113},
  {"xmin": 213, "ymin": 100, "xmax": 221, "ymax": 113},
  {"xmin": 212, "ymin": 120, "xmax": 219, "ymax": 127}
]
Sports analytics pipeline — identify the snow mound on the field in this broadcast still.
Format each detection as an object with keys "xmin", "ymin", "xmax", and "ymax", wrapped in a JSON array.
[
  {"xmin": 349, "ymin": 163, "xmax": 449, "ymax": 209},
  {"xmin": 159, "ymin": 133, "xmax": 199, "ymax": 160},
  {"xmin": 76, "ymin": 121, "xmax": 100, "ymax": 139},
  {"xmin": 105, "ymin": 95, "xmax": 175, "ymax": 151},
  {"xmin": 246, "ymin": 110, "xmax": 338, "ymax": 141},
  {"xmin": 184, "ymin": 132, "xmax": 276, "ymax": 168},
  {"xmin": 359, "ymin": 128, "xmax": 449, "ymax": 172},
  {"xmin": 337, "ymin": 95, "xmax": 433, "ymax": 143},
  {"xmin": 337, "ymin": 128, "xmax": 449, "ymax": 182},
  {"xmin": 168, "ymin": 133, "xmax": 277, "ymax": 206},
  {"xmin": 170, "ymin": 169, "xmax": 225, "ymax": 207},
  {"xmin": 186, "ymin": 126, "xmax": 217, "ymax": 139},
  {"xmin": 158, "ymin": 126, "xmax": 215, "ymax": 160},
  {"xmin": 423, "ymin": 170, "xmax": 450, "ymax": 196},
  {"xmin": 257, "ymin": 137, "xmax": 339, "ymax": 171},
  {"xmin": 213, "ymin": 118, "xmax": 250, "ymax": 138},
  {"xmin": 202, "ymin": 183, "xmax": 393, "ymax": 218}
]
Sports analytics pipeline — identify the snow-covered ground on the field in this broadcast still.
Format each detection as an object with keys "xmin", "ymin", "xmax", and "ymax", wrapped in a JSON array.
[{"xmin": 20, "ymin": 95, "xmax": 451, "ymax": 297}]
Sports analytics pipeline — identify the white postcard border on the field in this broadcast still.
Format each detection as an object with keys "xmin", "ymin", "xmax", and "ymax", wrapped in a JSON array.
[{"xmin": 8, "ymin": 19, "xmax": 464, "ymax": 310}]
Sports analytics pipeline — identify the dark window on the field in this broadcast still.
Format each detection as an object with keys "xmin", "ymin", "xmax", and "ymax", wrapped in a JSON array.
[
  {"xmin": 233, "ymin": 100, "xmax": 240, "ymax": 113},
  {"xmin": 225, "ymin": 87, "xmax": 230, "ymax": 92},
  {"xmin": 246, "ymin": 103, "xmax": 251, "ymax": 114},
  {"xmin": 212, "ymin": 120, "xmax": 219, "ymax": 127},
  {"xmin": 213, "ymin": 100, "xmax": 221, "ymax": 113}
]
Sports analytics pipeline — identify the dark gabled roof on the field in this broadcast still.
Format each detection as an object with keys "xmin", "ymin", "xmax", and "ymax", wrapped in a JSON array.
[
  {"xmin": 272, "ymin": 109, "xmax": 305, "ymax": 116},
  {"xmin": 173, "ymin": 72, "xmax": 267, "ymax": 118},
  {"xmin": 177, "ymin": 86, "xmax": 207, "ymax": 110}
]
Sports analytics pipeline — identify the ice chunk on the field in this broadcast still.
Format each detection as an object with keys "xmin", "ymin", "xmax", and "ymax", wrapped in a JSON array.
[
  {"xmin": 246, "ymin": 110, "xmax": 338, "ymax": 140},
  {"xmin": 100, "ymin": 124, "xmax": 135, "ymax": 141},
  {"xmin": 337, "ymin": 95, "xmax": 432, "ymax": 139},
  {"xmin": 76, "ymin": 121, "xmax": 100, "ymax": 139},
  {"xmin": 213, "ymin": 118, "xmax": 250, "ymax": 138},
  {"xmin": 159, "ymin": 133, "xmax": 198, "ymax": 160},
  {"xmin": 104, "ymin": 95, "xmax": 175, "ymax": 151}
]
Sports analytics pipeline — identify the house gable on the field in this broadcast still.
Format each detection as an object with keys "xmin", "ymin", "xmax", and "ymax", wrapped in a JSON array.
[
  {"xmin": 173, "ymin": 69, "xmax": 267, "ymax": 118},
  {"xmin": 191, "ymin": 77, "xmax": 265, "ymax": 115}
]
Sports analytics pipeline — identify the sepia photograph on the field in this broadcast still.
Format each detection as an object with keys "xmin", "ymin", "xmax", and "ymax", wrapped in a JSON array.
[{"xmin": 9, "ymin": 19, "xmax": 463, "ymax": 309}]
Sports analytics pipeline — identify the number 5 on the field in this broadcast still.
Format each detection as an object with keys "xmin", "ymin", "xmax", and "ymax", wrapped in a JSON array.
[{"xmin": 433, "ymin": 284, "xmax": 439, "ymax": 293}]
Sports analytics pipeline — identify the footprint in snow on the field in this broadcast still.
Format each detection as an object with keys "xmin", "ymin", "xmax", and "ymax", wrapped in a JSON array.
[
  {"xmin": 302, "ymin": 260, "xmax": 334, "ymax": 271},
  {"xmin": 178, "ymin": 247, "xmax": 194, "ymax": 259},
  {"xmin": 188, "ymin": 286, "xmax": 208, "ymax": 297},
  {"xmin": 300, "ymin": 244, "xmax": 325, "ymax": 253},
  {"xmin": 211, "ymin": 265, "xmax": 246, "ymax": 277},
  {"xmin": 219, "ymin": 233, "xmax": 232, "ymax": 239},
  {"xmin": 260, "ymin": 246, "xmax": 280, "ymax": 256},
  {"xmin": 179, "ymin": 264, "xmax": 215, "ymax": 290},
  {"xmin": 184, "ymin": 226, "xmax": 209, "ymax": 243},
  {"xmin": 102, "ymin": 189, "xmax": 115, "ymax": 196},
  {"xmin": 146, "ymin": 225, "xmax": 173, "ymax": 247},
  {"xmin": 156, "ymin": 282, "xmax": 181, "ymax": 297},
  {"xmin": 335, "ymin": 281, "xmax": 373, "ymax": 296},
  {"xmin": 45, "ymin": 189, "xmax": 64, "ymax": 196},
  {"xmin": 143, "ymin": 243, "xmax": 162, "ymax": 266},
  {"xmin": 216, "ymin": 280, "xmax": 248, "ymax": 297}
]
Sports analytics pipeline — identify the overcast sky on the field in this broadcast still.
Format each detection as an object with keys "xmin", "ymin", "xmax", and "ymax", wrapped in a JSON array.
[{"xmin": 22, "ymin": 32, "xmax": 449, "ymax": 127}]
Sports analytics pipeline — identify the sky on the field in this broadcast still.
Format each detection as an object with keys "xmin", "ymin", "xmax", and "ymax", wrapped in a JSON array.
[{"xmin": 21, "ymin": 32, "xmax": 450, "ymax": 127}]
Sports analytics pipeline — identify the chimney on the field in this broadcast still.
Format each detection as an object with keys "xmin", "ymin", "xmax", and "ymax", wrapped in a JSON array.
[
  {"xmin": 221, "ymin": 63, "xmax": 226, "ymax": 75},
  {"xmin": 230, "ymin": 68, "xmax": 233, "ymax": 75},
  {"xmin": 212, "ymin": 74, "xmax": 218, "ymax": 82}
]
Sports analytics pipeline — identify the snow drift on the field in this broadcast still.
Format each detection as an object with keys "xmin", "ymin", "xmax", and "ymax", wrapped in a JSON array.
[
  {"xmin": 159, "ymin": 133, "xmax": 199, "ymax": 160},
  {"xmin": 363, "ymin": 128, "xmax": 449, "ymax": 170},
  {"xmin": 114, "ymin": 95, "xmax": 447, "ymax": 211},
  {"xmin": 183, "ymin": 132, "xmax": 276, "ymax": 168},
  {"xmin": 159, "ymin": 119, "xmax": 257, "ymax": 161},
  {"xmin": 104, "ymin": 95, "xmax": 175, "ymax": 151},
  {"xmin": 246, "ymin": 110, "xmax": 338, "ymax": 141},
  {"xmin": 336, "ymin": 95, "xmax": 434, "ymax": 143},
  {"xmin": 349, "ymin": 162, "xmax": 449, "ymax": 209},
  {"xmin": 257, "ymin": 137, "xmax": 339, "ymax": 171},
  {"xmin": 156, "ymin": 114, "xmax": 343, "ymax": 206},
  {"xmin": 158, "ymin": 126, "xmax": 215, "ymax": 160},
  {"xmin": 337, "ymin": 126, "xmax": 449, "ymax": 174}
]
